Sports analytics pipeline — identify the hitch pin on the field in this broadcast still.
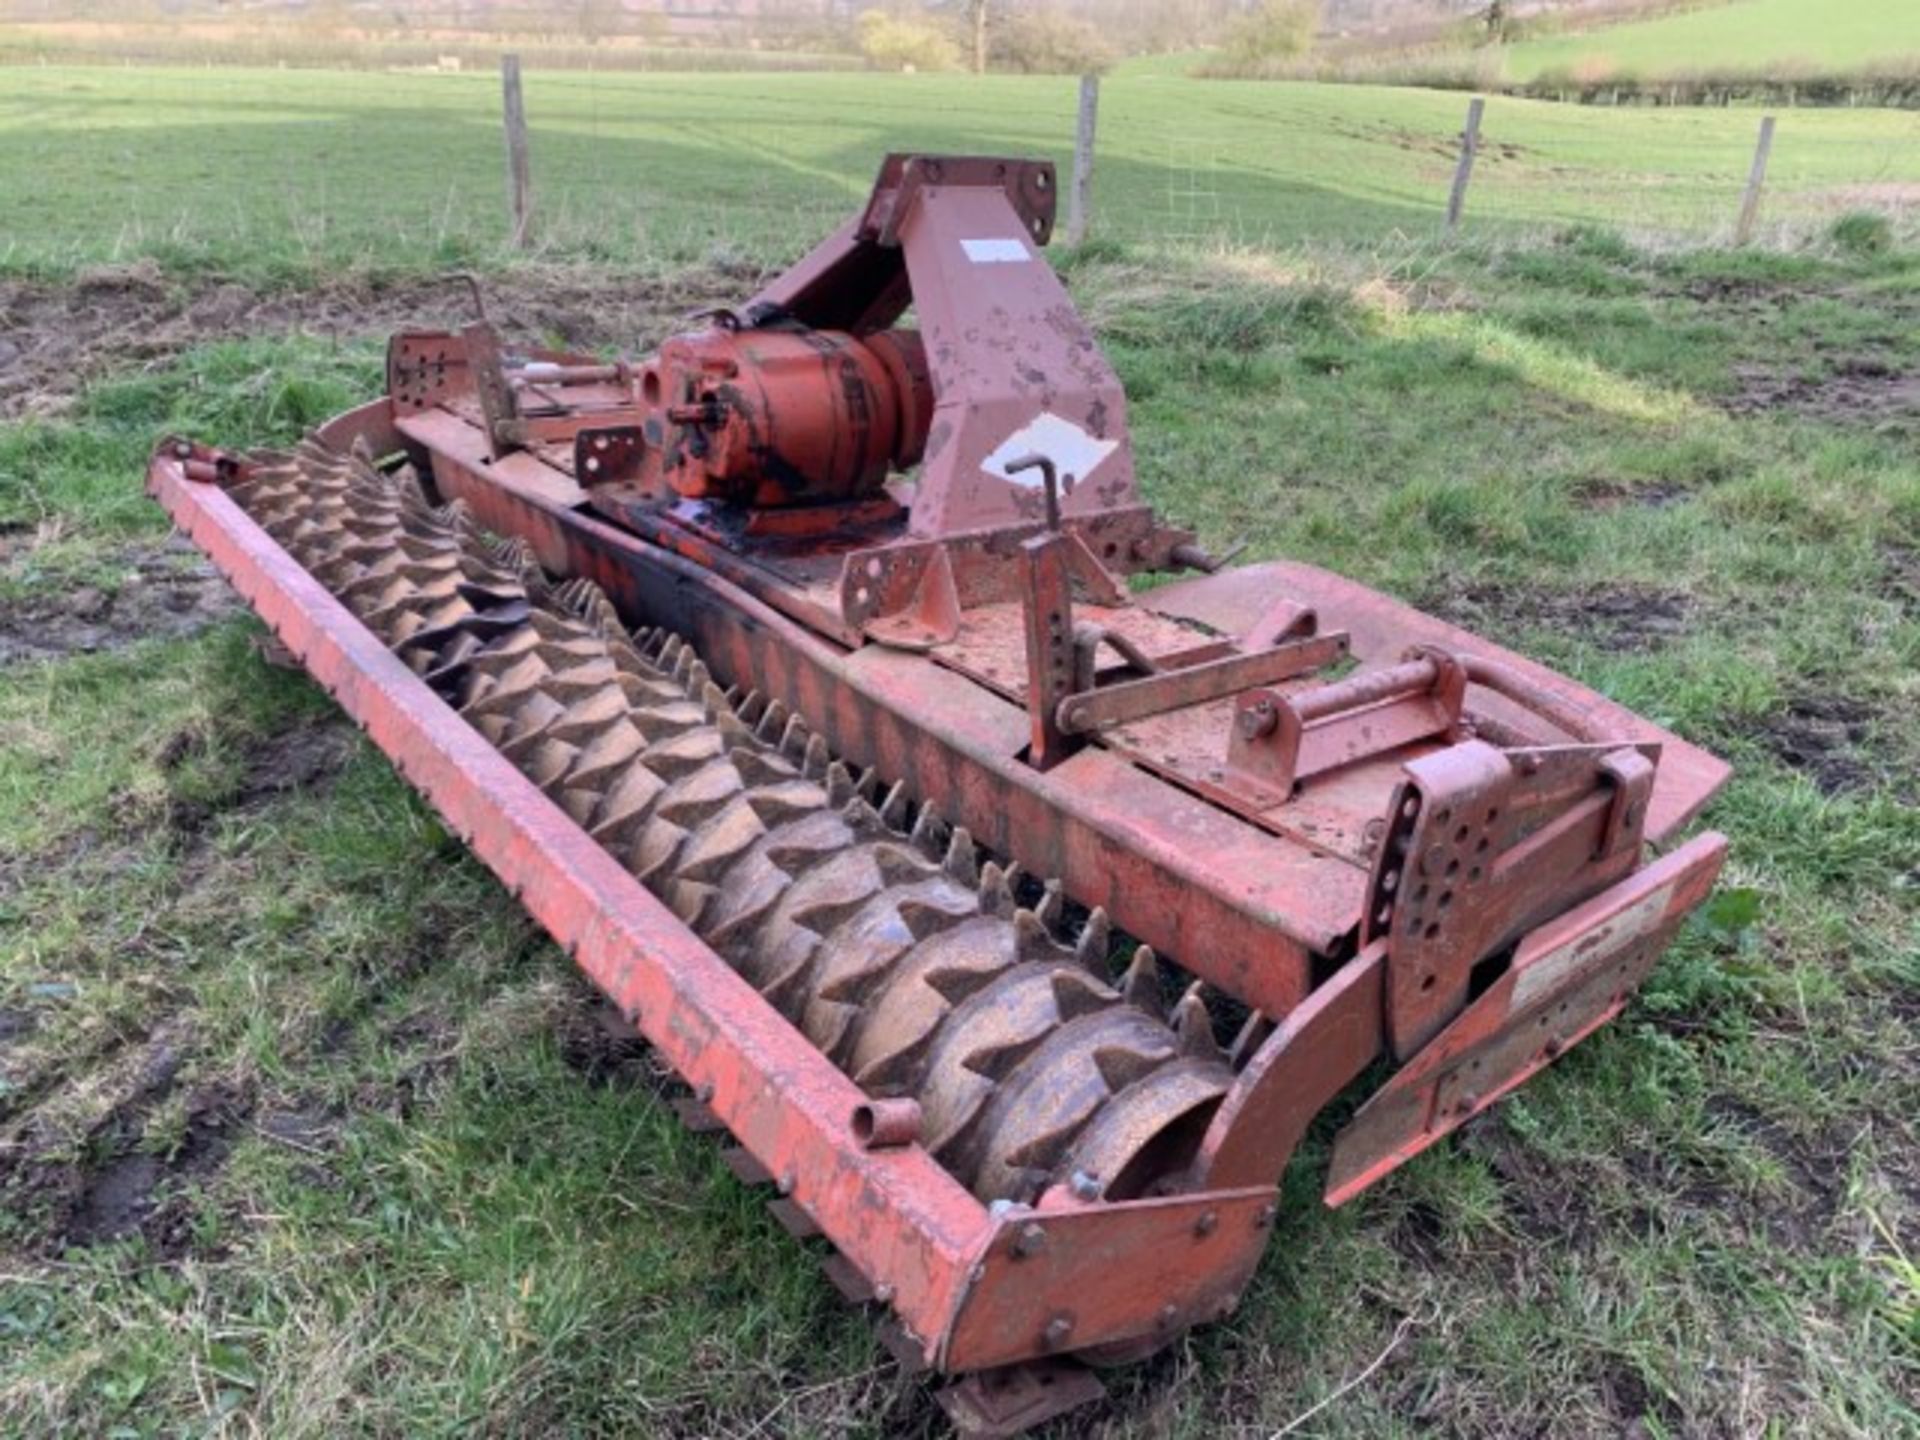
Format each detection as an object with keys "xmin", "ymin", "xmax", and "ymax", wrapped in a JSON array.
[{"xmin": 1169, "ymin": 538, "xmax": 1249, "ymax": 574}]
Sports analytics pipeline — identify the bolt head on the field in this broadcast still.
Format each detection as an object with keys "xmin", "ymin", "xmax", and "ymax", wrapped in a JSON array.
[
  {"xmin": 1256, "ymin": 1202, "xmax": 1279, "ymax": 1230},
  {"xmin": 1043, "ymin": 1314, "xmax": 1075, "ymax": 1349},
  {"xmin": 1238, "ymin": 699, "xmax": 1278, "ymax": 741},
  {"xmin": 1194, "ymin": 1210, "xmax": 1219, "ymax": 1237},
  {"xmin": 1157, "ymin": 1303, "xmax": 1179, "ymax": 1329},
  {"xmin": 1013, "ymin": 1221, "xmax": 1047, "ymax": 1258}
]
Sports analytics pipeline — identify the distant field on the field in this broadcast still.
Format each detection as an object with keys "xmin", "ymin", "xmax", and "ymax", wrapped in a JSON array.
[
  {"xmin": 1506, "ymin": 0, "xmax": 1920, "ymax": 81},
  {"xmin": 0, "ymin": 63, "xmax": 1916, "ymax": 279}
]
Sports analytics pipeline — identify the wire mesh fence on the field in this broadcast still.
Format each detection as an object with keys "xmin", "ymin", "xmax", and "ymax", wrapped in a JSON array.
[{"xmin": 2, "ymin": 48, "xmax": 1916, "ymax": 279}]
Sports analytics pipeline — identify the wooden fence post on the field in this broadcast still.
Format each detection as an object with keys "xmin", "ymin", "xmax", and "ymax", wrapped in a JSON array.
[
  {"xmin": 501, "ymin": 53, "xmax": 533, "ymax": 250},
  {"xmin": 1067, "ymin": 74, "xmax": 1099, "ymax": 247},
  {"xmin": 1734, "ymin": 114, "xmax": 1776, "ymax": 246},
  {"xmin": 1446, "ymin": 96, "xmax": 1485, "ymax": 232}
]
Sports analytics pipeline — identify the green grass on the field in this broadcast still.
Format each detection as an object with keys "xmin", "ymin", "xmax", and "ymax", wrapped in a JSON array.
[
  {"xmin": 2, "ymin": 63, "xmax": 1918, "ymax": 280},
  {"xmin": 1506, "ymin": 0, "xmax": 1920, "ymax": 83},
  {"xmin": 1, "ymin": 223, "xmax": 1916, "ymax": 1434}
]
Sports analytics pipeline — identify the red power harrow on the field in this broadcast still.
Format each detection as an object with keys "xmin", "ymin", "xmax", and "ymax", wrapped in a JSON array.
[{"xmin": 149, "ymin": 155, "xmax": 1729, "ymax": 1434}]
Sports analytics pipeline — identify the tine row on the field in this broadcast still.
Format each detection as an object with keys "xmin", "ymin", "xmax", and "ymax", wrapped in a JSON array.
[{"xmin": 227, "ymin": 441, "xmax": 1233, "ymax": 1206}]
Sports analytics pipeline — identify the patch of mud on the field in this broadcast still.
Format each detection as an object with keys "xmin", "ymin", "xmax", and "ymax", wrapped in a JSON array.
[
  {"xmin": 0, "ymin": 261, "xmax": 755, "ymax": 419},
  {"xmin": 1752, "ymin": 693, "xmax": 1880, "ymax": 797},
  {"xmin": 1598, "ymin": 1362, "xmax": 1679, "ymax": 1436},
  {"xmin": 1669, "ymin": 275, "xmax": 1806, "ymax": 308},
  {"xmin": 0, "ymin": 532, "xmax": 237, "ymax": 664},
  {"xmin": 1426, "ymin": 580, "xmax": 1694, "ymax": 653},
  {"xmin": 1460, "ymin": 1120, "xmax": 1609, "ymax": 1252},
  {"xmin": 1884, "ymin": 544, "xmax": 1920, "ymax": 616},
  {"xmin": 1701, "ymin": 1095, "xmax": 1843, "ymax": 1251},
  {"xmin": 1573, "ymin": 477, "xmax": 1692, "ymax": 512},
  {"xmin": 556, "ymin": 994, "xmax": 663, "ymax": 1091},
  {"xmin": 63, "ymin": 1080, "xmax": 250, "ymax": 1254},
  {"xmin": 161, "ymin": 718, "xmax": 357, "ymax": 842},
  {"xmin": 357, "ymin": 1009, "xmax": 460, "ymax": 1123},
  {"xmin": 0, "ymin": 1007, "xmax": 34, "ymax": 1048},
  {"xmin": 0, "ymin": 1025, "xmax": 252, "ymax": 1257},
  {"xmin": 1724, "ymin": 355, "xmax": 1920, "ymax": 431}
]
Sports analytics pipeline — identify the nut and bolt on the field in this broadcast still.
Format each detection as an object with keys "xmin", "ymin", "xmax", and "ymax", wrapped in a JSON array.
[
  {"xmin": 1069, "ymin": 1170, "xmax": 1103, "ymax": 1202},
  {"xmin": 1043, "ymin": 1315, "xmax": 1075, "ymax": 1350},
  {"xmin": 1157, "ymin": 1303, "xmax": 1180, "ymax": 1330},
  {"xmin": 1256, "ymin": 1202, "xmax": 1279, "ymax": 1230},
  {"xmin": 1238, "ymin": 698, "xmax": 1278, "ymax": 741},
  {"xmin": 1012, "ymin": 1222, "xmax": 1047, "ymax": 1259},
  {"xmin": 1193, "ymin": 1210, "xmax": 1219, "ymax": 1238}
]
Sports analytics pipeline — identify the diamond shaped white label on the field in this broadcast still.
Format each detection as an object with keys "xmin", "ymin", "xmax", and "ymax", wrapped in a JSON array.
[{"xmin": 981, "ymin": 412, "xmax": 1119, "ymax": 489}]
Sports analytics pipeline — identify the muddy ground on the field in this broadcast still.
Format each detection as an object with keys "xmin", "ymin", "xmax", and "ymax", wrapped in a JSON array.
[
  {"xmin": 0, "ymin": 532, "xmax": 238, "ymax": 664},
  {"xmin": 0, "ymin": 260, "xmax": 755, "ymax": 420}
]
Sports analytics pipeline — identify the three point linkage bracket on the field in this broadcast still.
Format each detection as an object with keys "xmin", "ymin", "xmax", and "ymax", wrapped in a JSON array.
[{"xmin": 1011, "ymin": 453, "xmax": 1349, "ymax": 772}]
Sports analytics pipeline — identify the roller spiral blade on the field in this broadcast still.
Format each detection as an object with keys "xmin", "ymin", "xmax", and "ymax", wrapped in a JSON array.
[{"xmin": 227, "ymin": 439, "xmax": 1233, "ymax": 1204}]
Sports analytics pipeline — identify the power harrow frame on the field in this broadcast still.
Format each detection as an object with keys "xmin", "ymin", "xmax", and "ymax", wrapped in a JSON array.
[{"xmin": 149, "ymin": 154, "xmax": 1729, "ymax": 1432}]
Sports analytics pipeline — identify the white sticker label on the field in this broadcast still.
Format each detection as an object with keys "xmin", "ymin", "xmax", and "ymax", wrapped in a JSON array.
[
  {"xmin": 981, "ymin": 412, "xmax": 1120, "ymax": 489},
  {"xmin": 960, "ymin": 237, "xmax": 1031, "ymax": 264},
  {"xmin": 1510, "ymin": 882, "xmax": 1671, "ymax": 1014}
]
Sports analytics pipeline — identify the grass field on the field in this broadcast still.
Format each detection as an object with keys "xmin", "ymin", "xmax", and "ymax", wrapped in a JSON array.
[
  {"xmin": 1506, "ymin": 0, "xmax": 1920, "ymax": 83},
  {"xmin": 1, "ymin": 57, "xmax": 1918, "ymax": 1440},
  {"xmin": 1, "ymin": 63, "xmax": 1918, "ymax": 280}
]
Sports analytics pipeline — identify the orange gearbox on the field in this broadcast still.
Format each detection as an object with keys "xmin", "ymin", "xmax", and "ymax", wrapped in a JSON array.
[{"xmin": 635, "ymin": 325, "xmax": 932, "ymax": 508}]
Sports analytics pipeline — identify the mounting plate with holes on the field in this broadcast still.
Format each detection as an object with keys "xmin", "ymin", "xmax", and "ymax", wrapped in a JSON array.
[{"xmin": 573, "ymin": 425, "xmax": 649, "ymax": 493}]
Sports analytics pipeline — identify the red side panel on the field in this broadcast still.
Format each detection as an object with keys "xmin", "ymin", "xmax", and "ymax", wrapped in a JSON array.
[{"xmin": 1323, "ymin": 831, "xmax": 1728, "ymax": 1206}]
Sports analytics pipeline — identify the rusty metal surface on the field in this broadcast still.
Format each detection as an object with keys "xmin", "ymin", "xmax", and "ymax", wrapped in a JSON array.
[
  {"xmin": 933, "ymin": 599, "xmax": 1216, "ymax": 705},
  {"xmin": 146, "ymin": 440, "xmax": 1302, "ymax": 1375},
  {"xmin": 1057, "ymin": 632, "xmax": 1349, "ymax": 736},
  {"xmin": 1326, "ymin": 832, "xmax": 1727, "ymax": 1205},
  {"xmin": 1365, "ymin": 740, "xmax": 1658, "ymax": 1059},
  {"xmin": 1194, "ymin": 944, "xmax": 1387, "ymax": 1192},
  {"xmin": 146, "ymin": 445, "xmax": 985, "ymax": 1348},
  {"xmin": 936, "ymin": 1360, "xmax": 1106, "ymax": 1439},
  {"xmin": 940, "ymin": 1185, "xmax": 1275, "ymax": 1371},
  {"xmin": 399, "ymin": 423, "xmax": 1358, "ymax": 1007},
  {"xmin": 1018, "ymin": 530, "xmax": 1077, "ymax": 770},
  {"xmin": 1147, "ymin": 561, "xmax": 1729, "ymax": 845}
]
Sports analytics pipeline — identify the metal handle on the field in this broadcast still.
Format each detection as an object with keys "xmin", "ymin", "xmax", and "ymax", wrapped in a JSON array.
[{"xmin": 1004, "ymin": 452, "xmax": 1062, "ymax": 531}]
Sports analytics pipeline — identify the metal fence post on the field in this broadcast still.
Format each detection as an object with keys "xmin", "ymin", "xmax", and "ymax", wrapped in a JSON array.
[
  {"xmin": 1734, "ymin": 115, "xmax": 1776, "ymax": 246},
  {"xmin": 1446, "ymin": 96, "xmax": 1485, "ymax": 232},
  {"xmin": 1068, "ymin": 74, "xmax": 1099, "ymax": 247},
  {"xmin": 501, "ymin": 53, "xmax": 533, "ymax": 250}
]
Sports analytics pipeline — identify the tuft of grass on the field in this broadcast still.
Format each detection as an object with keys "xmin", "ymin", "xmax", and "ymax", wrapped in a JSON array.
[{"xmin": 1831, "ymin": 210, "xmax": 1897, "ymax": 256}]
